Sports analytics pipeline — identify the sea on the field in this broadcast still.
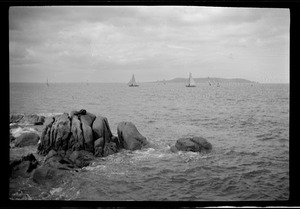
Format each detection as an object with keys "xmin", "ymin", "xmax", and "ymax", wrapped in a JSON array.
[{"xmin": 9, "ymin": 82, "xmax": 289, "ymax": 201}]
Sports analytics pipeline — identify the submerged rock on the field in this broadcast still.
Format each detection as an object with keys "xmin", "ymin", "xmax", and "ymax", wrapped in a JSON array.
[
  {"xmin": 171, "ymin": 136, "xmax": 212, "ymax": 153},
  {"xmin": 117, "ymin": 121, "xmax": 148, "ymax": 150}
]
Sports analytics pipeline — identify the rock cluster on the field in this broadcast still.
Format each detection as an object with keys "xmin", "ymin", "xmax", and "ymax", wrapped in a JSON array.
[
  {"xmin": 10, "ymin": 109, "xmax": 150, "ymax": 186},
  {"xmin": 37, "ymin": 110, "xmax": 149, "ymax": 159},
  {"xmin": 10, "ymin": 109, "xmax": 213, "ymax": 188}
]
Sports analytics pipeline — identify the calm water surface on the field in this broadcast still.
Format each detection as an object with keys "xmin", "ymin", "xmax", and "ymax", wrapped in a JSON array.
[{"xmin": 9, "ymin": 82, "xmax": 289, "ymax": 201}]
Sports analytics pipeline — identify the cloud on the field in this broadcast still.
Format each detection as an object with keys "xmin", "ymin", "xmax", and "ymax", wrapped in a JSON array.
[{"xmin": 9, "ymin": 6, "xmax": 290, "ymax": 83}]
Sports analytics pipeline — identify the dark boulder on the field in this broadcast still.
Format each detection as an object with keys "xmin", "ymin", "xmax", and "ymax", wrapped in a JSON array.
[
  {"xmin": 33, "ymin": 150, "xmax": 75, "ymax": 185},
  {"xmin": 171, "ymin": 136, "xmax": 212, "ymax": 153},
  {"xmin": 14, "ymin": 132, "xmax": 40, "ymax": 147},
  {"xmin": 32, "ymin": 166, "xmax": 68, "ymax": 186},
  {"xmin": 10, "ymin": 153, "xmax": 39, "ymax": 179},
  {"xmin": 117, "ymin": 121, "xmax": 148, "ymax": 150}
]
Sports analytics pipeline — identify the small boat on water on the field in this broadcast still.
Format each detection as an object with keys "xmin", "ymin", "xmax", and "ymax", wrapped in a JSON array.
[
  {"xmin": 128, "ymin": 74, "xmax": 139, "ymax": 87},
  {"xmin": 208, "ymin": 77, "xmax": 211, "ymax": 86},
  {"xmin": 186, "ymin": 72, "xmax": 196, "ymax": 87},
  {"xmin": 46, "ymin": 78, "xmax": 49, "ymax": 87}
]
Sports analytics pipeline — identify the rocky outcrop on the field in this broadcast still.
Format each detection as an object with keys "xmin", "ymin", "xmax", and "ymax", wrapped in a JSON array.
[
  {"xmin": 14, "ymin": 132, "xmax": 40, "ymax": 147},
  {"xmin": 10, "ymin": 114, "xmax": 45, "ymax": 125},
  {"xmin": 10, "ymin": 153, "xmax": 39, "ymax": 179},
  {"xmin": 117, "ymin": 121, "xmax": 148, "ymax": 150},
  {"xmin": 170, "ymin": 136, "xmax": 212, "ymax": 153},
  {"xmin": 38, "ymin": 110, "xmax": 123, "ymax": 160}
]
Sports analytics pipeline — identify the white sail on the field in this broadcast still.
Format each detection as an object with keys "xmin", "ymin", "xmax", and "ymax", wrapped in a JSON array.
[
  {"xmin": 128, "ymin": 74, "xmax": 139, "ymax": 87},
  {"xmin": 186, "ymin": 73, "xmax": 196, "ymax": 87}
]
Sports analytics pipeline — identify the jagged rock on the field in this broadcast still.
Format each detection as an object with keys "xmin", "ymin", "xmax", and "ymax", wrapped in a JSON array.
[
  {"xmin": 68, "ymin": 115, "xmax": 84, "ymax": 151},
  {"xmin": 171, "ymin": 136, "xmax": 212, "ymax": 153},
  {"xmin": 38, "ymin": 117, "xmax": 55, "ymax": 155},
  {"xmin": 51, "ymin": 113, "xmax": 71, "ymax": 152},
  {"xmin": 117, "ymin": 121, "xmax": 148, "ymax": 150},
  {"xmin": 14, "ymin": 132, "xmax": 40, "ymax": 147},
  {"xmin": 10, "ymin": 153, "xmax": 39, "ymax": 179},
  {"xmin": 81, "ymin": 113, "xmax": 96, "ymax": 153},
  {"xmin": 10, "ymin": 114, "xmax": 24, "ymax": 124},
  {"xmin": 38, "ymin": 114, "xmax": 70, "ymax": 155}
]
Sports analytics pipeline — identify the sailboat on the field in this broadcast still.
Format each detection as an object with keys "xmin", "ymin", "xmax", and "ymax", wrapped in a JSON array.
[
  {"xmin": 186, "ymin": 72, "xmax": 196, "ymax": 87},
  {"xmin": 46, "ymin": 78, "xmax": 49, "ymax": 87},
  {"xmin": 208, "ymin": 77, "xmax": 212, "ymax": 86},
  {"xmin": 128, "ymin": 74, "xmax": 139, "ymax": 87}
]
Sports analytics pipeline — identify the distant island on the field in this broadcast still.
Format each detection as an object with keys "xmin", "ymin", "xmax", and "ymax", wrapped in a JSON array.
[{"xmin": 151, "ymin": 77, "xmax": 256, "ymax": 84}]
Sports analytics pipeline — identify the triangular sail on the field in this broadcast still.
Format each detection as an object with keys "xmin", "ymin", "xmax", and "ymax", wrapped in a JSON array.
[
  {"xmin": 186, "ymin": 73, "xmax": 196, "ymax": 87},
  {"xmin": 128, "ymin": 74, "xmax": 138, "ymax": 86}
]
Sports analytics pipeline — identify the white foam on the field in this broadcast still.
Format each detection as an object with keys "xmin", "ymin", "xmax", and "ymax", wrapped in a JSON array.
[
  {"xmin": 82, "ymin": 164, "xmax": 106, "ymax": 171},
  {"xmin": 50, "ymin": 187, "xmax": 63, "ymax": 195},
  {"xmin": 10, "ymin": 127, "xmax": 38, "ymax": 138},
  {"xmin": 38, "ymin": 113, "xmax": 63, "ymax": 117}
]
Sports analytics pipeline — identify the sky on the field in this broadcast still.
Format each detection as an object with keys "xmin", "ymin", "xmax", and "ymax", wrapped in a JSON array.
[{"xmin": 9, "ymin": 6, "xmax": 290, "ymax": 83}]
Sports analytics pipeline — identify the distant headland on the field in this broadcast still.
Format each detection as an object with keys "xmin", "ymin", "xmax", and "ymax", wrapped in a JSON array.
[{"xmin": 151, "ymin": 77, "xmax": 257, "ymax": 84}]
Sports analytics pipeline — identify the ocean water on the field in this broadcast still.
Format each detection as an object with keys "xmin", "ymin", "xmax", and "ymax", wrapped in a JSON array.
[{"xmin": 9, "ymin": 82, "xmax": 289, "ymax": 201}]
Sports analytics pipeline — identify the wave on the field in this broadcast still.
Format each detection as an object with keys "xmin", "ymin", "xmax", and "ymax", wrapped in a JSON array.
[
  {"xmin": 10, "ymin": 126, "xmax": 39, "ymax": 138},
  {"xmin": 242, "ymin": 169, "xmax": 272, "ymax": 179},
  {"xmin": 224, "ymin": 150, "xmax": 258, "ymax": 156}
]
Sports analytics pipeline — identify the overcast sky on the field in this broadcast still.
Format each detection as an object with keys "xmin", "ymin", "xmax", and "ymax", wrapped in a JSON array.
[{"xmin": 9, "ymin": 6, "xmax": 289, "ymax": 83}]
